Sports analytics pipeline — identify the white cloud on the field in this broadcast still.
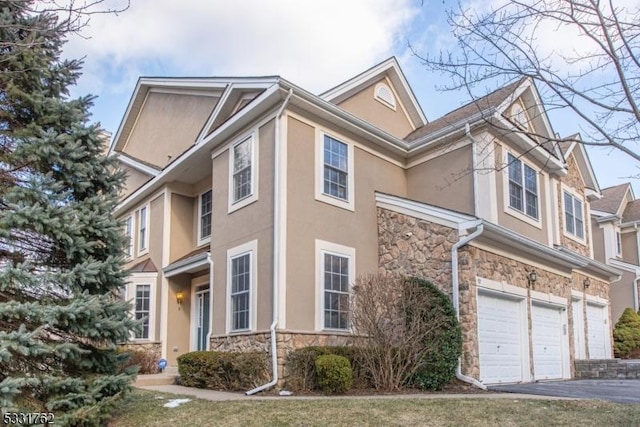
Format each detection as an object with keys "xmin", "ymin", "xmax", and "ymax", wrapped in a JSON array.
[{"xmin": 62, "ymin": 0, "xmax": 418, "ymax": 131}]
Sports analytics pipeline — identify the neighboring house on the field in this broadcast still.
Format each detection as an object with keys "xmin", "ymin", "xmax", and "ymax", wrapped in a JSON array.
[
  {"xmin": 110, "ymin": 57, "xmax": 619, "ymax": 386},
  {"xmin": 591, "ymin": 183, "xmax": 640, "ymax": 323}
]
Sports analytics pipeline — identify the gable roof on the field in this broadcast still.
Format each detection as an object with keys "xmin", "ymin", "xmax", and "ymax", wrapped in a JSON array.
[
  {"xmin": 557, "ymin": 133, "xmax": 600, "ymax": 195},
  {"xmin": 405, "ymin": 79, "xmax": 523, "ymax": 143},
  {"xmin": 622, "ymin": 200, "xmax": 640, "ymax": 223},
  {"xmin": 591, "ymin": 183, "xmax": 632, "ymax": 214},
  {"xmin": 320, "ymin": 57, "xmax": 427, "ymax": 130}
]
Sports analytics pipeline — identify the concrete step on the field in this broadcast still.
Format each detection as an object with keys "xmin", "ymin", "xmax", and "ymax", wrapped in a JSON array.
[{"xmin": 133, "ymin": 373, "xmax": 178, "ymax": 387}]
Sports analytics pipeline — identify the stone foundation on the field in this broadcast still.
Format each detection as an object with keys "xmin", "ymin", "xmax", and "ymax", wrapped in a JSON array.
[{"xmin": 210, "ymin": 331, "xmax": 352, "ymax": 388}]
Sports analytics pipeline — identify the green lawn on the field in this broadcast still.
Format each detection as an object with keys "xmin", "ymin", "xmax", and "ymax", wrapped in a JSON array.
[{"xmin": 108, "ymin": 390, "xmax": 640, "ymax": 426}]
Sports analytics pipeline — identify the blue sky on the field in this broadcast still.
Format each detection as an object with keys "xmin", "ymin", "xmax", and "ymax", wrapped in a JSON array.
[{"xmin": 64, "ymin": 0, "xmax": 636, "ymax": 194}]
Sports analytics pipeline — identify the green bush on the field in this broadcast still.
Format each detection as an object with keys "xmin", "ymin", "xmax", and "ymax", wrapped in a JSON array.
[
  {"xmin": 315, "ymin": 355, "xmax": 353, "ymax": 394},
  {"xmin": 613, "ymin": 308, "xmax": 640, "ymax": 358},
  {"xmin": 407, "ymin": 278, "xmax": 462, "ymax": 391},
  {"xmin": 285, "ymin": 346, "xmax": 370, "ymax": 391},
  {"xmin": 177, "ymin": 351, "xmax": 269, "ymax": 391}
]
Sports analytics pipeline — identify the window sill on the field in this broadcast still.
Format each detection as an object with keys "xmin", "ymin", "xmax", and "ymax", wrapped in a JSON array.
[
  {"xmin": 504, "ymin": 206, "xmax": 542, "ymax": 229},
  {"xmin": 563, "ymin": 230, "xmax": 586, "ymax": 245},
  {"xmin": 228, "ymin": 194, "xmax": 258, "ymax": 214},
  {"xmin": 315, "ymin": 193, "xmax": 355, "ymax": 212}
]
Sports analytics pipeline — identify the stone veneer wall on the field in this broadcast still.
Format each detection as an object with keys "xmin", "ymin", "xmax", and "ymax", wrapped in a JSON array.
[
  {"xmin": 377, "ymin": 208, "xmax": 458, "ymax": 295},
  {"xmin": 558, "ymin": 154, "xmax": 591, "ymax": 257},
  {"xmin": 210, "ymin": 332, "xmax": 351, "ymax": 387},
  {"xmin": 377, "ymin": 206, "xmax": 612, "ymax": 381}
]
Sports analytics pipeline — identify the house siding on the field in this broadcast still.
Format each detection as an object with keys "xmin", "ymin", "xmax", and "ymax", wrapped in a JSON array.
[
  {"xmin": 285, "ymin": 115, "xmax": 406, "ymax": 331},
  {"xmin": 336, "ymin": 77, "xmax": 414, "ymax": 139},
  {"xmin": 406, "ymin": 144, "xmax": 475, "ymax": 216}
]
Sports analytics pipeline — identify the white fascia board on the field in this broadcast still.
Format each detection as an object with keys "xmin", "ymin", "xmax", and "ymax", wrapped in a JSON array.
[
  {"xmin": 109, "ymin": 78, "xmax": 145, "ymax": 154},
  {"xmin": 163, "ymin": 253, "xmax": 209, "ymax": 277},
  {"xmin": 375, "ymin": 192, "xmax": 479, "ymax": 231},
  {"xmin": 115, "ymin": 83, "xmax": 282, "ymax": 215},
  {"xmin": 320, "ymin": 58, "xmax": 396, "ymax": 101},
  {"xmin": 319, "ymin": 58, "xmax": 427, "ymax": 127},
  {"xmin": 492, "ymin": 114, "xmax": 565, "ymax": 173},
  {"xmin": 196, "ymin": 83, "xmax": 233, "ymax": 143},
  {"xmin": 595, "ymin": 213, "xmax": 621, "ymax": 223},
  {"xmin": 555, "ymin": 245, "xmax": 621, "ymax": 280},
  {"xmin": 481, "ymin": 221, "xmax": 582, "ymax": 269},
  {"xmin": 280, "ymin": 79, "xmax": 410, "ymax": 153},
  {"xmin": 114, "ymin": 153, "xmax": 160, "ymax": 177},
  {"xmin": 608, "ymin": 258, "xmax": 640, "ymax": 274}
]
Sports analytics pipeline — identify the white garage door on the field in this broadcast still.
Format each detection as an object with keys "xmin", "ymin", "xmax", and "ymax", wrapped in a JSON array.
[
  {"xmin": 531, "ymin": 303, "xmax": 564, "ymax": 380},
  {"xmin": 478, "ymin": 292, "xmax": 525, "ymax": 384},
  {"xmin": 587, "ymin": 303, "xmax": 609, "ymax": 359}
]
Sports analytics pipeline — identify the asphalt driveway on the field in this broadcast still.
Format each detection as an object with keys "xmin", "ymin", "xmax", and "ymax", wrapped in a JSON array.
[{"xmin": 490, "ymin": 380, "xmax": 640, "ymax": 404}]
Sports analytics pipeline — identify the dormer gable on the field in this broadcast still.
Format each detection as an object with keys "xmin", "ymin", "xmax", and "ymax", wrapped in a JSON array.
[
  {"xmin": 558, "ymin": 134, "xmax": 600, "ymax": 201},
  {"xmin": 320, "ymin": 57, "xmax": 427, "ymax": 139}
]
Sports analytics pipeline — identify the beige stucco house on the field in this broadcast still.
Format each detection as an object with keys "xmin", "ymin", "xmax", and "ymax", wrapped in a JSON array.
[
  {"xmin": 591, "ymin": 183, "xmax": 640, "ymax": 323},
  {"xmin": 111, "ymin": 58, "xmax": 620, "ymax": 387}
]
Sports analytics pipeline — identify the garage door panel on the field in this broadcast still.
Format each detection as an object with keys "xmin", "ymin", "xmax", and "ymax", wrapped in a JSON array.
[
  {"xmin": 478, "ymin": 292, "xmax": 525, "ymax": 384},
  {"xmin": 587, "ymin": 304, "xmax": 608, "ymax": 359},
  {"xmin": 531, "ymin": 303, "xmax": 564, "ymax": 380}
]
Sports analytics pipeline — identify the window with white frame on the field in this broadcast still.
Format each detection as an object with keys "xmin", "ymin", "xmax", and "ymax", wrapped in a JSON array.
[
  {"xmin": 616, "ymin": 230, "xmax": 622, "ymax": 256},
  {"xmin": 323, "ymin": 135, "xmax": 349, "ymax": 201},
  {"xmin": 134, "ymin": 284, "xmax": 150, "ymax": 339},
  {"xmin": 124, "ymin": 216, "xmax": 133, "ymax": 257},
  {"xmin": 138, "ymin": 206, "xmax": 149, "ymax": 253},
  {"xmin": 563, "ymin": 191, "xmax": 584, "ymax": 239},
  {"xmin": 199, "ymin": 189, "xmax": 212, "ymax": 243},
  {"xmin": 227, "ymin": 241, "xmax": 257, "ymax": 333},
  {"xmin": 323, "ymin": 253, "xmax": 350, "ymax": 330},
  {"xmin": 507, "ymin": 153, "xmax": 538, "ymax": 220},
  {"xmin": 232, "ymin": 136, "xmax": 253, "ymax": 203},
  {"xmin": 316, "ymin": 240, "xmax": 355, "ymax": 331}
]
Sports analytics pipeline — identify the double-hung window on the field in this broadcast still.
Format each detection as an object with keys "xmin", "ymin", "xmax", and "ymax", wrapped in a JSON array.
[
  {"xmin": 232, "ymin": 137, "xmax": 253, "ymax": 203},
  {"xmin": 199, "ymin": 190, "xmax": 212, "ymax": 243},
  {"xmin": 323, "ymin": 135, "xmax": 349, "ymax": 201},
  {"xmin": 323, "ymin": 253, "xmax": 350, "ymax": 330},
  {"xmin": 124, "ymin": 216, "xmax": 133, "ymax": 257},
  {"xmin": 563, "ymin": 191, "xmax": 584, "ymax": 239},
  {"xmin": 138, "ymin": 206, "xmax": 148, "ymax": 253},
  {"xmin": 507, "ymin": 153, "xmax": 538, "ymax": 219},
  {"xmin": 135, "ymin": 284, "xmax": 150, "ymax": 339}
]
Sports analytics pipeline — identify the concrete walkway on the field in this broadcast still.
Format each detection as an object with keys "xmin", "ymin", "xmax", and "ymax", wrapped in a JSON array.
[{"xmin": 138, "ymin": 384, "xmax": 575, "ymax": 402}]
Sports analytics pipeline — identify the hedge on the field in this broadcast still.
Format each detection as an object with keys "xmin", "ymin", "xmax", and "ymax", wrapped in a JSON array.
[
  {"xmin": 177, "ymin": 351, "xmax": 269, "ymax": 391},
  {"xmin": 315, "ymin": 355, "xmax": 352, "ymax": 394}
]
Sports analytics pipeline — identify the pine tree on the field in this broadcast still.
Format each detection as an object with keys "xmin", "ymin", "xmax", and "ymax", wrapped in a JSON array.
[{"xmin": 0, "ymin": 2, "xmax": 137, "ymax": 425}]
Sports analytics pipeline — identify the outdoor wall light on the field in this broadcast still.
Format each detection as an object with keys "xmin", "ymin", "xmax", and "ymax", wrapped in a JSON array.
[
  {"xmin": 176, "ymin": 290, "xmax": 184, "ymax": 305},
  {"xmin": 527, "ymin": 270, "xmax": 537, "ymax": 287},
  {"xmin": 583, "ymin": 278, "xmax": 591, "ymax": 289}
]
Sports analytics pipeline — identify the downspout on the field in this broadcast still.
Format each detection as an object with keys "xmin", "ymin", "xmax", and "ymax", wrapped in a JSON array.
[
  {"xmin": 634, "ymin": 277, "xmax": 640, "ymax": 312},
  {"xmin": 246, "ymin": 88, "xmax": 293, "ymax": 395},
  {"xmin": 205, "ymin": 253, "xmax": 213, "ymax": 350},
  {"xmin": 451, "ymin": 222, "xmax": 487, "ymax": 390}
]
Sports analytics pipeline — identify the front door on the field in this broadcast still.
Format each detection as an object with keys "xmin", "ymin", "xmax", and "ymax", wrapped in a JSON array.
[{"xmin": 195, "ymin": 285, "xmax": 210, "ymax": 351}]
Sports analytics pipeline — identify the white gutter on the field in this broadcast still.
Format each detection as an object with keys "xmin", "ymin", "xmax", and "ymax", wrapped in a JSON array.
[
  {"xmin": 451, "ymin": 222, "xmax": 487, "ymax": 390},
  {"xmin": 246, "ymin": 88, "xmax": 293, "ymax": 396},
  {"xmin": 634, "ymin": 277, "xmax": 640, "ymax": 312},
  {"xmin": 206, "ymin": 253, "xmax": 214, "ymax": 350}
]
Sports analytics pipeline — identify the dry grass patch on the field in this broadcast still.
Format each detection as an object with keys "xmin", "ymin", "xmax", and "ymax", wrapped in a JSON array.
[{"xmin": 109, "ymin": 390, "xmax": 640, "ymax": 427}]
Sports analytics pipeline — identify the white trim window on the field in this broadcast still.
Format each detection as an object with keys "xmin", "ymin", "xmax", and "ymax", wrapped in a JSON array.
[
  {"xmin": 124, "ymin": 216, "xmax": 134, "ymax": 258},
  {"xmin": 228, "ymin": 134, "xmax": 258, "ymax": 212},
  {"xmin": 616, "ymin": 230, "xmax": 622, "ymax": 256},
  {"xmin": 227, "ymin": 240, "xmax": 257, "ymax": 333},
  {"xmin": 198, "ymin": 189, "xmax": 212, "ymax": 245},
  {"xmin": 507, "ymin": 153, "xmax": 538, "ymax": 220},
  {"xmin": 315, "ymin": 240, "xmax": 355, "ymax": 331},
  {"xmin": 563, "ymin": 190, "xmax": 584, "ymax": 239},
  {"xmin": 134, "ymin": 284, "xmax": 151, "ymax": 339},
  {"xmin": 138, "ymin": 205, "xmax": 149, "ymax": 255},
  {"xmin": 315, "ymin": 130, "xmax": 355, "ymax": 211}
]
